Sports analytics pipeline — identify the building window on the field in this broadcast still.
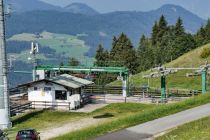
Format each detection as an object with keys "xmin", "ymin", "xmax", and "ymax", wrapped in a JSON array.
[
  {"xmin": 44, "ymin": 87, "xmax": 51, "ymax": 91},
  {"xmin": 34, "ymin": 87, "xmax": 38, "ymax": 91},
  {"xmin": 55, "ymin": 90, "xmax": 67, "ymax": 100}
]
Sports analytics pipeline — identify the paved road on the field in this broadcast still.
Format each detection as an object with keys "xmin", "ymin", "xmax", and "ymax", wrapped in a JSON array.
[{"xmin": 93, "ymin": 103, "xmax": 210, "ymax": 140}]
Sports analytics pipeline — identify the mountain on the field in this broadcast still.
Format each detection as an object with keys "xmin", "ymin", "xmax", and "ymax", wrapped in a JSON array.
[
  {"xmin": 40, "ymin": 0, "xmax": 210, "ymax": 19},
  {"xmin": 6, "ymin": 0, "xmax": 62, "ymax": 12},
  {"xmin": 64, "ymin": 3, "xmax": 99, "ymax": 16},
  {"xmin": 149, "ymin": 4, "xmax": 205, "ymax": 33},
  {"xmin": 6, "ymin": 4, "xmax": 205, "ymax": 51}
]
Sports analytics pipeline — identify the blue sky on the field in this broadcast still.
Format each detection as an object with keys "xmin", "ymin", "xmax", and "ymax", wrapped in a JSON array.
[{"xmin": 40, "ymin": 0, "xmax": 210, "ymax": 19}]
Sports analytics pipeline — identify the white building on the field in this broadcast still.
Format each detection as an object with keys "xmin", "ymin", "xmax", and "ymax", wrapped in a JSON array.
[{"xmin": 19, "ymin": 74, "xmax": 93, "ymax": 110}]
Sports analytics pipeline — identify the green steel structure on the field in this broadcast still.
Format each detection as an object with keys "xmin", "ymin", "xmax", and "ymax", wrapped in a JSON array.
[
  {"xmin": 161, "ymin": 76, "xmax": 166, "ymax": 102},
  {"xmin": 202, "ymin": 69, "xmax": 207, "ymax": 94},
  {"xmin": 36, "ymin": 65, "xmax": 129, "ymax": 75},
  {"xmin": 144, "ymin": 65, "xmax": 210, "ymax": 103}
]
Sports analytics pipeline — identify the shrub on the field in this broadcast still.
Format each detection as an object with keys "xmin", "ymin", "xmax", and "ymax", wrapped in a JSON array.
[{"xmin": 200, "ymin": 47, "xmax": 210, "ymax": 58}]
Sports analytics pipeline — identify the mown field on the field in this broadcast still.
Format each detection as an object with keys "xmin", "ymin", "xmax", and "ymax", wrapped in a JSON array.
[
  {"xmin": 8, "ymin": 32, "xmax": 94, "ymax": 65},
  {"xmin": 110, "ymin": 43, "xmax": 210, "ymax": 91}
]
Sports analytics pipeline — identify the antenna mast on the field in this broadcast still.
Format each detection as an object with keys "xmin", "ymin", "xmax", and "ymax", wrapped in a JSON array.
[{"xmin": 0, "ymin": 0, "xmax": 12, "ymax": 129}]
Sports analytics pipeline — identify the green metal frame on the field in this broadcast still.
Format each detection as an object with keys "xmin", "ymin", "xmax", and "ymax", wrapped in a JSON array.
[
  {"xmin": 202, "ymin": 69, "xmax": 207, "ymax": 94},
  {"xmin": 161, "ymin": 75, "xmax": 166, "ymax": 102},
  {"xmin": 36, "ymin": 65, "xmax": 129, "ymax": 74}
]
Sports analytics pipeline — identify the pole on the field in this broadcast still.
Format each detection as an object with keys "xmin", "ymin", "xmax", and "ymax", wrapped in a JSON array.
[
  {"xmin": 161, "ymin": 75, "xmax": 166, "ymax": 103},
  {"xmin": 0, "ymin": 0, "xmax": 11, "ymax": 129},
  {"xmin": 122, "ymin": 73, "xmax": 128, "ymax": 103},
  {"xmin": 202, "ymin": 69, "xmax": 207, "ymax": 94},
  {"xmin": 32, "ymin": 43, "xmax": 37, "ymax": 81}
]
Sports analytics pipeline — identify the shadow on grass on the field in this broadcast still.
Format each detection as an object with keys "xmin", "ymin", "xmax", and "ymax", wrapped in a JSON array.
[
  {"xmin": 93, "ymin": 113, "xmax": 114, "ymax": 119},
  {"xmin": 12, "ymin": 110, "xmax": 45, "ymax": 126}
]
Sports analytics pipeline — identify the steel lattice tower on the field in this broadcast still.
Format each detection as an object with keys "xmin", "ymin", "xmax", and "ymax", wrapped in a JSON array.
[{"xmin": 0, "ymin": 0, "xmax": 11, "ymax": 129}]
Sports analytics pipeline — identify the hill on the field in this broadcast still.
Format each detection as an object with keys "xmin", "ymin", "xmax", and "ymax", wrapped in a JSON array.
[
  {"xmin": 6, "ymin": 4, "xmax": 205, "ymax": 56},
  {"xmin": 64, "ymin": 3, "xmax": 99, "ymax": 15},
  {"xmin": 6, "ymin": 0, "xmax": 63, "ymax": 12},
  {"xmin": 110, "ymin": 43, "xmax": 210, "ymax": 90}
]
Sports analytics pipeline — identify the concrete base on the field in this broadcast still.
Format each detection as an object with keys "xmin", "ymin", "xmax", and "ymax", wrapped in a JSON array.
[{"xmin": 0, "ymin": 109, "xmax": 12, "ymax": 129}]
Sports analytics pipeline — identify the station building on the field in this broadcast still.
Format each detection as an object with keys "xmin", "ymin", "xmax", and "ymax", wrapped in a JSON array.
[{"xmin": 19, "ymin": 74, "xmax": 93, "ymax": 110}]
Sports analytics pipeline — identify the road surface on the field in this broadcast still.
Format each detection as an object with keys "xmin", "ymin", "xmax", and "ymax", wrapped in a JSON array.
[{"xmin": 93, "ymin": 103, "xmax": 210, "ymax": 140}]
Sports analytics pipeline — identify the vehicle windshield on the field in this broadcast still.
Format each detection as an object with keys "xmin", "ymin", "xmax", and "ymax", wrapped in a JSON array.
[
  {"xmin": 0, "ymin": 130, "xmax": 3, "ymax": 136},
  {"xmin": 18, "ymin": 130, "xmax": 34, "ymax": 135}
]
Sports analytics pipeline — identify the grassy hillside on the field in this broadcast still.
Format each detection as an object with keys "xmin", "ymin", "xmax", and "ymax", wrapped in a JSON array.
[
  {"xmin": 156, "ymin": 115, "xmax": 210, "ymax": 140},
  {"xmin": 51, "ymin": 94, "xmax": 210, "ymax": 140},
  {"xmin": 8, "ymin": 31, "xmax": 94, "ymax": 65},
  {"xmin": 111, "ymin": 43, "xmax": 210, "ymax": 91}
]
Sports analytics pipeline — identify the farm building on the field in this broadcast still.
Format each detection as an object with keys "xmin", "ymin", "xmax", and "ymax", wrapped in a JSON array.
[{"xmin": 18, "ymin": 74, "xmax": 93, "ymax": 110}]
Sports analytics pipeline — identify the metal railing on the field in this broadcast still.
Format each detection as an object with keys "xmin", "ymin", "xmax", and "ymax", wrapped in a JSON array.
[{"xmin": 84, "ymin": 85, "xmax": 201, "ymax": 97}]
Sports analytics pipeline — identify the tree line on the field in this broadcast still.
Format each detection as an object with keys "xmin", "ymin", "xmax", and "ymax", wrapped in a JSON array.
[{"xmin": 94, "ymin": 15, "xmax": 210, "ymax": 74}]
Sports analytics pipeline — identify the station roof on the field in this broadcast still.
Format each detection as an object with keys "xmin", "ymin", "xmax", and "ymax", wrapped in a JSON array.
[{"xmin": 18, "ymin": 74, "xmax": 93, "ymax": 89}]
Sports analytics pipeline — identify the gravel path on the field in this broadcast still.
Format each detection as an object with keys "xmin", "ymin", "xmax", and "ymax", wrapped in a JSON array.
[{"xmin": 40, "ymin": 117, "xmax": 108, "ymax": 140}]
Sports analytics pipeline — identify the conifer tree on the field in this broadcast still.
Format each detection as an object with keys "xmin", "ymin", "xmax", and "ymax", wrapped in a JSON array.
[
  {"xmin": 110, "ymin": 33, "xmax": 138, "ymax": 73},
  {"xmin": 151, "ymin": 21, "xmax": 159, "ymax": 45},
  {"xmin": 94, "ymin": 44, "xmax": 108, "ymax": 66},
  {"xmin": 175, "ymin": 17, "xmax": 185, "ymax": 35},
  {"xmin": 69, "ymin": 57, "xmax": 80, "ymax": 66},
  {"xmin": 157, "ymin": 15, "xmax": 168, "ymax": 43}
]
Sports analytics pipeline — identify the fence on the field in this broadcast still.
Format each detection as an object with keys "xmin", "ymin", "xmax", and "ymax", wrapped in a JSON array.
[
  {"xmin": 84, "ymin": 85, "xmax": 201, "ymax": 97},
  {"xmin": 10, "ymin": 102, "xmax": 32, "ymax": 116},
  {"xmin": 31, "ymin": 101, "xmax": 71, "ymax": 110}
]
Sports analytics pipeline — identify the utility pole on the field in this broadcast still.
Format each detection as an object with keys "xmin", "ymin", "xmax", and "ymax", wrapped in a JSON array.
[
  {"xmin": 0, "ymin": 0, "xmax": 12, "ymax": 129},
  {"xmin": 29, "ymin": 42, "xmax": 39, "ymax": 81}
]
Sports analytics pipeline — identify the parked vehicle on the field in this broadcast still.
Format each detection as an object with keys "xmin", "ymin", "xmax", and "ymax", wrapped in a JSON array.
[
  {"xmin": 81, "ymin": 94, "xmax": 93, "ymax": 105},
  {"xmin": 16, "ymin": 129, "xmax": 40, "ymax": 140},
  {"xmin": 0, "ymin": 129, "xmax": 8, "ymax": 140}
]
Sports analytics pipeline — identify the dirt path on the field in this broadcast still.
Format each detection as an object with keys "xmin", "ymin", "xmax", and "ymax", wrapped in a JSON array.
[{"xmin": 40, "ymin": 117, "xmax": 108, "ymax": 140}]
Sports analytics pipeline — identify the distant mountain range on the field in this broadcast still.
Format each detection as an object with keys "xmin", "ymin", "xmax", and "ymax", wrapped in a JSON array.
[
  {"xmin": 6, "ymin": 0, "xmax": 62, "ymax": 12},
  {"xmin": 6, "ymin": 3, "xmax": 205, "ymax": 54},
  {"xmin": 6, "ymin": 0, "xmax": 99, "ymax": 16}
]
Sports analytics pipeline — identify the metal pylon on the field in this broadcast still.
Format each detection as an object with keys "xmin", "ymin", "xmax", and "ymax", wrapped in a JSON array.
[{"xmin": 0, "ymin": 0, "xmax": 11, "ymax": 129}]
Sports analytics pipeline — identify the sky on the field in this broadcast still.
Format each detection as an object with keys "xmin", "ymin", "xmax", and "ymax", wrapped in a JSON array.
[{"xmin": 40, "ymin": 0, "xmax": 210, "ymax": 19}]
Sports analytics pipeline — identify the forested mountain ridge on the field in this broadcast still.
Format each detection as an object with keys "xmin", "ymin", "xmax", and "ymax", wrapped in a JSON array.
[
  {"xmin": 64, "ymin": 3, "xmax": 99, "ymax": 15},
  {"xmin": 6, "ymin": 4, "xmax": 205, "ymax": 54},
  {"xmin": 6, "ymin": 0, "xmax": 63, "ymax": 12}
]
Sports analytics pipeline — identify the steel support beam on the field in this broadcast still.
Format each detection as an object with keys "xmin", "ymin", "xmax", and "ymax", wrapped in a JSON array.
[
  {"xmin": 202, "ymin": 70, "xmax": 207, "ymax": 94},
  {"xmin": 161, "ymin": 75, "xmax": 166, "ymax": 102}
]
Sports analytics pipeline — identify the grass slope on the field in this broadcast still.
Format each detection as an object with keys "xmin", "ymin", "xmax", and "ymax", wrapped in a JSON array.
[
  {"xmin": 51, "ymin": 94, "xmax": 210, "ymax": 140},
  {"xmin": 156, "ymin": 115, "xmax": 210, "ymax": 140},
  {"xmin": 8, "ymin": 32, "xmax": 94, "ymax": 65},
  {"xmin": 7, "ymin": 111, "xmax": 87, "ymax": 139},
  {"xmin": 111, "ymin": 43, "xmax": 210, "ymax": 90}
]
